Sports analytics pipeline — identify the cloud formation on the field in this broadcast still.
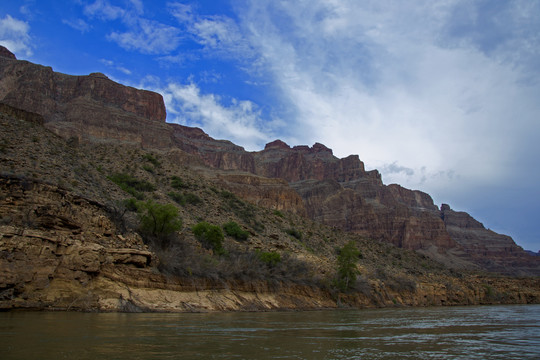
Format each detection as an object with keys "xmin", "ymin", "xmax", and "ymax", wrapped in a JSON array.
[
  {"xmin": 235, "ymin": 0, "xmax": 540, "ymax": 198},
  {"xmin": 99, "ymin": 58, "xmax": 131, "ymax": 75},
  {"xmin": 157, "ymin": 81, "xmax": 272, "ymax": 151},
  {"xmin": 0, "ymin": 15, "xmax": 32, "ymax": 57},
  {"xmin": 84, "ymin": 0, "xmax": 127, "ymax": 21},
  {"xmin": 168, "ymin": 2, "xmax": 256, "ymax": 61},
  {"xmin": 107, "ymin": 19, "xmax": 181, "ymax": 54},
  {"xmin": 62, "ymin": 18, "xmax": 91, "ymax": 33},
  {"xmin": 84, "ymin": 0, "xmax": 181, "ymax": 54}
]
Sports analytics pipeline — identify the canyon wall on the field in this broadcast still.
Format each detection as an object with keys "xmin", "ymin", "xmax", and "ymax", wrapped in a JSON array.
[{"xmin": 1, "ymin": 45, "xmax": 537, "ymax": 276}]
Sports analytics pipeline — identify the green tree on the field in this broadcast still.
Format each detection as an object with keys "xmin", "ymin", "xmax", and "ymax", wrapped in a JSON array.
[
  {"xmin": 138, "ymin": 200, "xmax": 182, "ymax": 237},
  {"xmin": 334, "ymin": 241, "xmax": 361, "ymax": 292},
  {"xmin": 192, "ymin": 222, "xmax": 226, "ymax": 255}
]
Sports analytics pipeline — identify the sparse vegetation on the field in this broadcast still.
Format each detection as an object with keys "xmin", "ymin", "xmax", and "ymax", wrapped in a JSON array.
[
  {"xmin": 123, "ymin": 198, "xmax": 139, "ymax": 212},
  {"xmin": 142, "ymin": 164, "xmax": 154, "ymax": 173},
  {"xmin": 108, "ymin": 172, "xmax": 155, "ymax": 199},
  {"xmin": 223, "ymin": 221, "xmax": 249, "ymax": 241},
  {"xmin": 171, "ymin": 175, "xmax": 188, "ymax": 189},
  {"xmin": 169, "ymin": 191, "xmax": 202, "ymax": 206},
  {"xmin": 192, "ymin": 221, "xmax": 226, "ymax": 255},
  {"xmin": 285, "ymin": 227, "xmax": 302, "ymax": 240},
  {"xmin": 256, "ymin": 250, "xmax": 281, "ymax": 267},
  {"xmin": 220, "ymin": 190, "xmax": 264, "ymax": 232},
  {"xmin": 184, "ymin": 192, "xmax": 202, "ymax": 205},
  {"xmin": 168, "ymin": 191, "xmax": 185, "ymax": 205},
  {"xmin": 2, "ymin": 106, "xmax": 529, "ymax": 312},
  {"xmin": 143, "ymin": 153, "xmax": 160, "ymax": 167}
]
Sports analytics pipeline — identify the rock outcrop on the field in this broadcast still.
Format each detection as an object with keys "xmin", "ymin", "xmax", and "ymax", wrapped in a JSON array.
[
  {"xmin": 254, "ymin": 140, "xmax": 367, "ymax": 182},
  {"xmin": 169, "ymin": 123, "xmax": 256, "ymax": 172},
  {"xmin": 0, "ymin": 175, "xmax": 336, "ymax": 311},
  {"xmin": 0, "ymin": 46, "xmax": 169, "ymax": 148},
  {"xmin": 0, "ymin": 46, "xmax": 16, "ymax": 60},
  {"xmin": 0, "ymin": 45, "xmax": 538, "ymax": 277},
  {"xmin": 1, "ymin": 176, "xmax": 537, "ymax": 312},
  {"xmin": 440, "ymin": 204, "xmax": 537, "ymax": 275},
  {"xmin": 246, "ymin": 141, "xmax": 454, "ymax": 252}
]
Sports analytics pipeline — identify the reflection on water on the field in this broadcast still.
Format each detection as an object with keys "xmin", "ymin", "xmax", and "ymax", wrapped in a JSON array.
[{"xmin": 1, "ymin": 305, "xmax": 539, "ymax": 359}]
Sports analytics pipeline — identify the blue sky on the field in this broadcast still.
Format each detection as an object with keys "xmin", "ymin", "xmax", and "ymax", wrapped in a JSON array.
[{"xmin": 1, "ymin": 0, "xmax": 539, "ymax": 252}]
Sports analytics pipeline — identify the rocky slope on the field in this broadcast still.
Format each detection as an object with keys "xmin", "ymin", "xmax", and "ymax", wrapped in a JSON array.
[{"xmin": 0, "ymin": 46, "xmax": 539, "ymax": 311}]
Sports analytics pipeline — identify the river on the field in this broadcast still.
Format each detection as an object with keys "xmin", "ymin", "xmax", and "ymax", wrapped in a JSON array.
[{"xmin": 1, "ymin": 304, "xmax": 539, "ymax": 359}]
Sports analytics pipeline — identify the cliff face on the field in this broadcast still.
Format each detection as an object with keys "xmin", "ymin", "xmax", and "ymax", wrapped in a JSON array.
[
  {"xmin": 254, "ymin": 144, "xmax": 457, "ymax": 256},
  {"xmin": 0, "ymin": 176, "xmax": 335, "ymax": 311},
  {"xmin": 254, "ymin": 140, "xmax": 367, "ymax": 182},
  {"xmin": 0, "ymin": 46, "xmax": 538, "ymax": 277},
  {"xmin": 439, "ymin": 204, "xmax": 537, "ymax": 274},
  {"xmin": 1, "ymin": 174, "xmax": 538, "ymax": 312},
  {"xmin": 0, "ymin": 49, "xmax": 169, "ymax": 148},
  {"xmin": 169, "ymin": 123, "xmax": 256, "ymax": 172}
]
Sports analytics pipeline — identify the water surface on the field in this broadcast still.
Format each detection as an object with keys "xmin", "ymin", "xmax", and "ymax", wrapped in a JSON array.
[{"xmin": 2, "ymin": 305, "xmax": 539, "ymax": 359}]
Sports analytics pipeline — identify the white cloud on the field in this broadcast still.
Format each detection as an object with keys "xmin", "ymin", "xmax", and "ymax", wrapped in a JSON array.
[
  {"xmin": 0, "ymin": 14, "xmax": 32, "ymax": 57},
  {"xmin": 84, "ymin": 0, "xmax": 126, "ymax": 20},
  {"xmin": 107, "ymin": 19, "xmax": 181, "ymax": 54},
  {"xmin": 168, "ymin": 2, "xmax": 256, "ymax": 61},
  {"xmin": 82, "ymin": 1, "xmax": 181, "ymax": 55},
  {"xmin": 237, "ymin": 0, "xmax": 540, "ymax": 200},
  {"xmin": 116, "ymin": 66, "xmax": 132, "ymax": 75},
  {"xmin": 62, "ymin": 18, "xmax": 91, "ymax": 33},
  {"xmin": 157, "ymin": 82, "xmax": 272, "ymax": 150},
  {"xmin": 99, "ymin": 58, "xmax": 132, "ymax": 75},
  {"xmin": 168, "ymin": 2, "xmax": 194, "ymax": 23},
  {"xmin": 128, "ymin": 0, "xmax": 144, "ymax": 15},
  {"xmin": 192, "ymin": 16, "xmax": 253, "ymax": 55}
]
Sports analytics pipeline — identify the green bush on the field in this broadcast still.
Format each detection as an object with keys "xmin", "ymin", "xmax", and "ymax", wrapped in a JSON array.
[
  {"xmin": 273, "ymin": 210, "xmax": 284, "ymax": 218},
  {"xmin": 143, "ymin": 153, "xmax": 160, "ymax": 167},
  {"xmin": 192, "ymin": 222, "xmax": 225, "ymax": 255},
  {"xmin": 219, "ymin": 190, "xmax": 236, "ymax": 199},
  {"xmin": 220, "ymin": 191, "xmax": 263, "ymax": 232},
  {"xmin": 142, "ymin": 164, "xmax": 154, "ymax": 173},
  {"xmin": 138, "ymin": 200, "xmax": 182, "ymax": 237},
  {"xmin": 168, "ymin": 191, "xmax": 186, "ymax": 205},
  {"xmin": 223, "ymin": 221, "xmax": 249, "ymax": 241},
  {"xmin": 285, "ymin": 228, "xmax": 302, "ymax": 240},
  {"xmin": 123, "ymin": 198, "xmax": 139, "ymax": 212},
  {"xmin": 108, "ymin": 172, "xmax": 155, "ymax": 200},
  {"xmin": 184, "ymin": 192, "xmax": 202, "ymax": 205},
  {"xmin": 256, "ymin": 250, "xmax": 281, "ymax": 267},
  {"xmin": 171, "ymin": 175, "xmax": 188, "ymax": 190},
  {"xmin": 168, "ymin": 191, "xmax": 201, "ymax": 206}
]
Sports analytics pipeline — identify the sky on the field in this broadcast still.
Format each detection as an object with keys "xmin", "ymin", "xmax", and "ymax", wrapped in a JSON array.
[{"xmin": 1, "ymin": 0, "xmax": 539, "ymax": 252}]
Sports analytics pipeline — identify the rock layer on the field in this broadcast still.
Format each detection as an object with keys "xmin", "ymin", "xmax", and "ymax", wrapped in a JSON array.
[
  {"xmin": 0, "ymin": 46, "xmax": 168, "ymax": 148},
  {"xmin": 0, "ymin": 45, "xmax": 538, "ymax": 276}
]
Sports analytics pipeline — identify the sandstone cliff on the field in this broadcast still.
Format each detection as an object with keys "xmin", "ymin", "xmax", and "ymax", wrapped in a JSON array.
[
  {"xmin": 1, "ymin": 171, "xmax": 538, "ymax": 311},
  {"xmin": 1, "ymin": 43, "xmax": 539, "ymax": 315},
  {"xmin": 0, "ymin": 47, "xmax": 169, "ymax": 148}
]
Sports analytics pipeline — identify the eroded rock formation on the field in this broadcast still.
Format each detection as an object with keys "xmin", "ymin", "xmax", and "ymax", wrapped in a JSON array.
[
  {"xmin": 0, "ymin": 46, "xmax": 169, "ymax": 148},
  {"xmin": 0, "ymin": 45, "xmax": 538, "ymax": 278}
]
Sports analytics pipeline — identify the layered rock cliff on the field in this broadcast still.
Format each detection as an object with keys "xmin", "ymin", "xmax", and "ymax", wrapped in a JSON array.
[
  {"xmin": 0, "ymin": 48, "xmax": 169, "ymax": 148},
  {"xmin": 0, "ymin": 45, "xmax": 538, "ymax": 279}
]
